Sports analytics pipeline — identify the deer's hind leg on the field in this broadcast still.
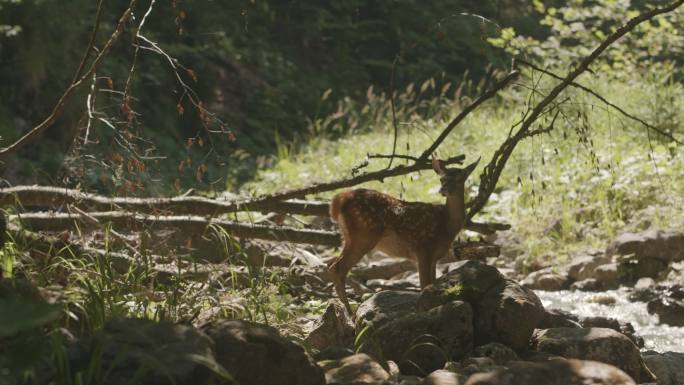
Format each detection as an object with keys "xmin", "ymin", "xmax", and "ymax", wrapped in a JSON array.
[
  {"xmin": 328, "ymin": 240, "xmax": 375, "ymax": 317},
  {"xmin": 328, "ymin": 215, "xmax": 378, "ymax": 317}
]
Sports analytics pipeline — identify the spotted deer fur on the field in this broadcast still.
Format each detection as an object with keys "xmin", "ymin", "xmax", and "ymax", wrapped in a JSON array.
[{"xmin": 328, "ymin": 157, "xmax": 479, "ymax": 315}]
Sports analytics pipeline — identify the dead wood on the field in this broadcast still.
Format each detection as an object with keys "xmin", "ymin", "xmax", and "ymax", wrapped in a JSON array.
[
  {"xmin": 0, "ymin": 185, "xmax": 330, "ymax": 216},
  {"xmin": 0, "ymin": 185, "xmax": 509, "ymax": 235},
  {"xmin": 11, "ymin": 211, "xmax": 343, "ymax": 247}
]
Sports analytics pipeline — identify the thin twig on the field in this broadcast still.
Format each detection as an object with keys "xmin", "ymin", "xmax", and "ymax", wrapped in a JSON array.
[
  {"xmin": 467, "ymin": 0, "xmax": 684, "ymax": 219},
  {"xmin": 518, "ymin": 59, "xmax": 683, "ymax": 145},
  {"xmin": 0, "ymin": 0, "xmax": 138, "ymax": 160},
  {"xmin": 71, "ymin": 0, "xmax": 105, "ymax": 84}
]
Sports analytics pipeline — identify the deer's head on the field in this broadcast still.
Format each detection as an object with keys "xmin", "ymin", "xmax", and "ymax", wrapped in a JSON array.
[{"xmin": 432, "ymin": 157, "xmax": 480, "ymax": 196}]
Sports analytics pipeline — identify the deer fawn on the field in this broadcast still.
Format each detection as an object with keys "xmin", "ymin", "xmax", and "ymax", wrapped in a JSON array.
[{"xmin": 328, "ymin": 157, "xmax": 479, "ymax": 315}]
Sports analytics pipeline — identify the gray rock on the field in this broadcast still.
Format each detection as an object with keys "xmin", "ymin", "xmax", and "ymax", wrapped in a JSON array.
[
  {"xmin": 521, "ymin": 268, "xmax": 568, "ymax": 291},
  {"xmin": 579, "ymin": 316, "xmax": 643, "ymax": 348},
  {"xmin": 321, "ymin": 353, "xmax": 390, "ymax": 385},
  {"xmin": 353, "ymin": 258, "xmax": 416, "ymax": 282},
  {"xmin": 447, "ymin": 357, "xmax": 502, "ymax": 379},
  {"xmin": 488, "ymin": 230, "xmax": 524, "ymax": 259},
  {"xmin": 422, "ymin": 369, "xmax": 464, "ymax": 385},
  {"xmin": 608, "ymin": 229, "xmax": 684, "ymax": 262},
  {"xmin": 355, "ymin": 290, "xmax": 421, "ymax": 330},
  {"xmin": 357, "ymin": 298, "xmax": 473, "ymax": 376},
  {"xmin": 642, "ymin": 351, "xmax": 684, "ymax": 385},
  {"xmin": 69, "ymin": 318, "xmax": 215, "ymax": 385},
  {"xmin": 594, "ymin": 263, "xmax": 620, "ymax": 287},
  {"xmin": 538, "ymin": 309, "xmax": 582, "ymax": 329},
  {"xmin": 417, "ymin": 260, "xmax": 506, "ymax": 311},
  {"xmin": 472, "ymin": 343, "xmax": 518, "ymax": 365},
  {"xmin": 570, "ymin": 278, "xmax": 602, "ymax": 291},
  {"xmin": 464, "ymin": 359, "xmax": 637, "ymax": 385},
  {"xmin": 617, "ymin": 255, "xmax": 669, "ymax": 283},
  {"xmin": 532, "ymin": 327, "xmax": 654, "ymax": 383},
  {"xmin": 647, "ymin": 296, "xmax": 684, "ymax": 326},
  {"xmin": 417, "ymin": 260, "xmax": 544, "ymax": 351},
  {"xmin": 476, "ymin": 280, "xmax": 545, "ymax": 351},
  {"xmin": 202, "ymin": 319, "xmax": 325, "ymax": 385},
  {"xmin": 305, "ymin": 299, "xmax": 355, "ymax": 351},
  {"xmin": 566, "ymin": 252, "xmax": 611, "ymax": 282}
]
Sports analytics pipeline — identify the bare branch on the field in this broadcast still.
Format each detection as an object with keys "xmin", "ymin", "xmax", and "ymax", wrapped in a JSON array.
[
  {"xmin": 12, "ymin": 211, "xmax": 342, "ymax": 246},
  {"xmin": 518, "ymin": 59, "xmax": 684, "ymax": 145},
  {"xmin": 0, "ymin": 0, "xmax": 138, "ymax": 160}
]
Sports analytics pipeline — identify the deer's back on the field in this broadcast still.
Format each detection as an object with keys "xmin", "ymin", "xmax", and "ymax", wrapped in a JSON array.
[{"xmin": 331, "ymin": 189, "xmax": 450, "ymax": 253}]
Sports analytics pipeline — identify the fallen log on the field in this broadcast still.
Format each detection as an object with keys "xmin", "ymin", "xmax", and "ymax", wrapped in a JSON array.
[
  {"xmin": 10, "ymin": 211, "xmax": 343, "ymax": 247},
  {"xmin": 0, "ymin": 185, "xmax": 330, "ymax": 216},
  {"xmin": 0, "ymin": 185, "xmax": 510, "ymax": 234}
]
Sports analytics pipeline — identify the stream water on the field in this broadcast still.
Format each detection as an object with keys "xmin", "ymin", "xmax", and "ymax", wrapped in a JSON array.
[{"xmin": 535, "ymin": 289, "xmax": 684, "ymax": 353}]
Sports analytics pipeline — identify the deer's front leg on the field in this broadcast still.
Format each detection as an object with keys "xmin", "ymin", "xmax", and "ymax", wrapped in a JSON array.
[{"xmin": 417, "ymin": 255, "xmax": 436, "ymax": 288}]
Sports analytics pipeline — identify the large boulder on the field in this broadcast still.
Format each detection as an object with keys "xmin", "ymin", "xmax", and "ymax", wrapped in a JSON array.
[
  {"xmin": 357, "ymin": 292, "xmax": 473, "ymax": 376},
  {"xmin": 578, "ymin": 316, "xmax": 643, "ymax": 348},
  {"xmin": 320, "ymin": 353, "xmax": 390, "ymax": 385},
  {"xmin": 642, "ymin": 351, "xmax": 684, "ymax": 385},
  {"xmin": 418, "ymin": 260, "xmax": 545, "ymax": 351},
  {"xmin": 202, "ymin": 319, "xmax": 325, "ymax": 385},
  {"xmin": 305, "ymin": 299, "xmax": 355, "ymax": 351},
  {"xmin": 464, "ymin": 359, "xmax": 637, "ymax": 385},
  {"xmin": 531, "ymin": 327, "xmax": 655, "ymax": 383},
  {"xmin": 69, "ymin": 318, "xmax": 215, "ymax": 385},
  {"xmin": 607, "ymin": 229, "xmax": 684, "ymax": 262},
  {"xmin": 356, "ymin": 290, "xmax": 420, "ymax": 330}
]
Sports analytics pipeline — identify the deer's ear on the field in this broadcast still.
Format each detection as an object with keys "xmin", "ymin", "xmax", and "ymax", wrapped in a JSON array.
[
  {"xmin": 432, "ymin": 157, "xmax": 445, "ymax": 175},
  {"xmin": 464, "ymin": 157, "xmax": 481, "ymax": 175}
]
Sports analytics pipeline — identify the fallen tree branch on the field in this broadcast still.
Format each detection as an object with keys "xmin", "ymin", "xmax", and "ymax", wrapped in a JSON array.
[
  {"xmin": 0, "ymin": 0, "xmax": 138, "ymax": 161},
  {"xmin": 224, "ymin": 154, "xmax": 466, "ymax": 204},
  {"xmin": 467, "ymin": 0, "xmax": 684, "ymax": 219},
  {"xmin": 0, "ymin": 185, "xmax": 509, "ymax": 234},
  {"xmin": 11, "ymin": 211, "xmax": 343, "ymax": 247},
  {"xmin": 518, "ymin": 59, "xmax": 684, "ymax": 145},
  {"xmin": 0, "ymin": 185, "xmax": 330, "ymax": 216}
]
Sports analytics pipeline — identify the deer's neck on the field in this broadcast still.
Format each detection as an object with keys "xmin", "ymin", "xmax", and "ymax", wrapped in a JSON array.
[{"xmin": 444, "ymin": 185, "xmax": 466, "ymax": 238}]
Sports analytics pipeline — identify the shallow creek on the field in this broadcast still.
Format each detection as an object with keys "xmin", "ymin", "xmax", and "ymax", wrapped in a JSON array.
[{"xmin": 535, "ymin": 289, "xmax": 684, "ymax": 353}]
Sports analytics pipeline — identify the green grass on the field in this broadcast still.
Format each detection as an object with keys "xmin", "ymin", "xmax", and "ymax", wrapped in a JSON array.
[{"xmin": 246, "ymin": 67, "xmax": 684, "ymax": 270}]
